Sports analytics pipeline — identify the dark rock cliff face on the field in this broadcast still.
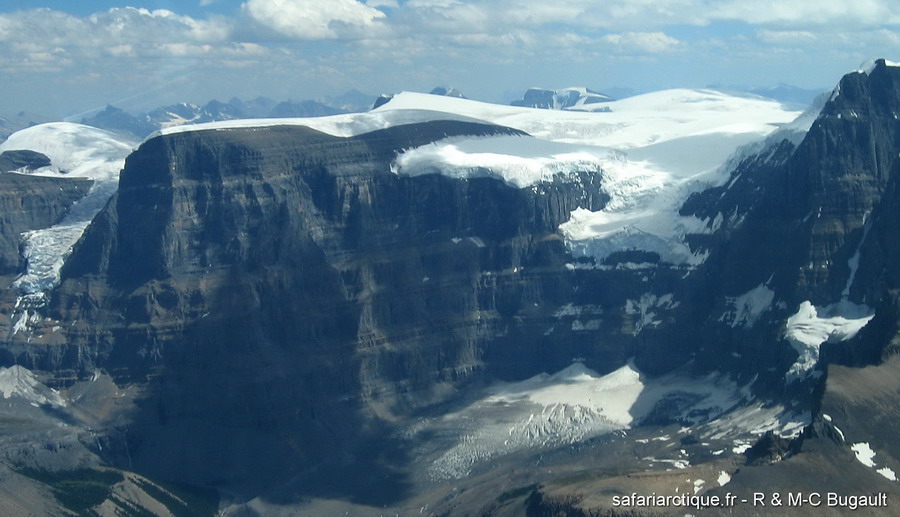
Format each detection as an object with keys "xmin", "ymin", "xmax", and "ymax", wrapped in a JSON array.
[
  {"xmin": 676, "ymin": 60, "xmax": 900, "ymax": 386},
  {"xmin": 0, "ymin": 150, "xmax": 52, "ymax": 173},
  {"xmin": 0, "ymin": 173, "xmax": 92, "ymax": 279},
  {"xmin": 21, "ymin": 120, "xmax": 611, "ymax": 494}
]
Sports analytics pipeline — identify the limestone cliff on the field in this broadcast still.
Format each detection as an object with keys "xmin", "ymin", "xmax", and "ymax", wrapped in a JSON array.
[{"xmin": 14, "ymin": 120, "xmax": 609, "ymax": 493}]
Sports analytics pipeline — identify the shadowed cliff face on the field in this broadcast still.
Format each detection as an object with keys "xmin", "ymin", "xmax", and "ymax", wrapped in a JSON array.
[
  {"xmin": 673, "ymin": 60, "xmax": 900, "ymax": 389},
  {"xmin": 31, "ymin": 120, "xmax": 613, "ymax": 496}
]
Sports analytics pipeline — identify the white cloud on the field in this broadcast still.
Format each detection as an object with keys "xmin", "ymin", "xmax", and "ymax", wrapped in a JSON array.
[
  {"xmin": 757, "ymin": 30, "xmax": 820, "ymax": 45},
  {"xmin": 366, "ymin": 0, "xmax": 399, "ymax": 7},
  {"xmin": 241, "ymin": 0, "xmax": 387, "ymax": 39},
  {"xmin": 0, "ymin": 7, "xmax": 245, "ymax": 67},
  {"xmin": 603, "ymin": 32, "xmax": 681, "ymax": 53},
  {"xmin": 398, "ymin": 0, "xmax": 900, "ymax": 32},
  {"xmin": 709, "ymin": 0, "xmax": 900, "ymax": 27}
]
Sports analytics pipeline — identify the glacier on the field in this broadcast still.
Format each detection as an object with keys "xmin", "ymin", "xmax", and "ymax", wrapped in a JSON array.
[{"xmin": 0, "ymin": 123, "xmax": 135, "ymax": 306}]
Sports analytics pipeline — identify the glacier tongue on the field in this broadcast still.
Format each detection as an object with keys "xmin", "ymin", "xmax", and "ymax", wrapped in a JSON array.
[
  {"xmin": 418, "ymin": 359, "xmax": 799, "ymax": 481},
  {"xmin": 0, "ymin": 123, "xmax": 134, "ymax": 307}
]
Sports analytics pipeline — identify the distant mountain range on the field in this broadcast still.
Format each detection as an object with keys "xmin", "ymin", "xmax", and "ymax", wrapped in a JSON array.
[
  {"xmin": 6, "ymin": 83, "xmax": 825, "ymax": 146},
  {"xmin": 80, "ymin": 90, "xmax": 379, "ymax": 140},
  {"xmin": 0, "ymin": 111, "xmax": 50, "ymax": 144},
  {"xmin": 511, "ymin": 87, "xmax": 614, "ymax": 110},
  {"xmin": 703, "ymin": 82, "xmax": 826, "ymax": 106}
]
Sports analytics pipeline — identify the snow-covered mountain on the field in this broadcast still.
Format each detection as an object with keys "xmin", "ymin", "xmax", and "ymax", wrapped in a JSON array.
[
  {"xmin": 429, "ymin": 86, "xmax": 467, "ymax": 98},
  {"xmin": 1, "ymin": 60, "xmax": 900, "ymax": 516},
  {"xmin": 511, "ymin": 86, "xmax": 614, "ymax": 110},
  {"xmin": 745, "ymin": 82, "xmax": 826, "ymax": 106}
]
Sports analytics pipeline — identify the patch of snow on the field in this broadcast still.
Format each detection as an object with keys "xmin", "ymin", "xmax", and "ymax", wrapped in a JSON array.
[
  {"xmin": 733, "ymin": 442, "xmax": 752, "ymax": 454},
  {"xmin": 851, "ymin": 442, "xmax": 876, "ymax": 467},
  {"xmin": 717, "ymin": 471, "xmax": 732, "ymax": 486},
  {"xmin": 553, "ymin": 303, "xmax": 603, "ymax": 318},
  {"xmin": 857, "ymin": 58, "xmax": 900, "ymax": 75},
  {"xmin": 784, "ymin": 300, "xmax": 875, "ymax": 381},
  {"xmin": 0, "ymin": 365, "xmax": 65, "ymax": 406},
  {"xmin": 775, "ymin": 92, "xmax": 830, "ymax": 143},
  {"xmin": 722, "ymin": 282, "xmax": 775, "ymax": 329},
  {"xmin": 833, "ymin": 425, "xmax": 846, "ymax": 442},
  {"xmin": 571, "ymin": 319, "xmax": 602, "ymax": 331},
  {"xmin": 843, "ymin": 214, "xmax": 872, "ymax": 298},
  {"xmin": 705, "ymin": 402, "xmax": 810, "ymax": 440},
  {"xmin": 643, "ymin": 457, "xmax": 690, "ymax": 469},
  {"xmin": 849, "ymin": 442, "xmax": 896, "ymax": 481},
  {"xmin": 11, "ymin": 310, "xmax": 29, "ymax": 336},
  {"xmin": 490, "ymin": 362, "xmax": 643, "ymax": 426},
  {"xmin": 625, "ymin": 293, "xmax": 678, "ymax": 335},
  {"xmin": 877, "ymin": 467, "xmax": 897, "ymax": 481},
  {"xmin": 693, "ymin": 479, "xmax": 705, "ymax": 494}
]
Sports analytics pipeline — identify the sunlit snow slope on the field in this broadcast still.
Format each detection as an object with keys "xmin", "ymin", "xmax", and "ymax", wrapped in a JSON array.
[
  {"xmin": 383, "ymin": 91, "xmax": 802, "ymax": 264},
  {"xmin": 0, "ymin": 123, "xmax": 135, "ymax": 305}
]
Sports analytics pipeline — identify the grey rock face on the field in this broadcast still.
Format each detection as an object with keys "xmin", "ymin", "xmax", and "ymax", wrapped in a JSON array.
[
  {"xmin": 0, "ymin": 150, "xmax": 52, "ymax": 173},
  {"xmin": 18, "ymin": 120, "xmax": 609, "ymax": 495},
  {"xmin": 674, "ymin": 59, "xmax": 900, "ymax": 390}
]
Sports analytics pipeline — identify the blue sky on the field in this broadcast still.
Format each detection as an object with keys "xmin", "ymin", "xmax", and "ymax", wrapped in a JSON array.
[{"xmin": 2, "ymin": 1, "xmax": 899, "ymax": 117}]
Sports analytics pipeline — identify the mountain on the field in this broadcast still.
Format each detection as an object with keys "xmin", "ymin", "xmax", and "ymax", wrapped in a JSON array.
[
  {"xmin": 746, "ymin": 83, "xmax": 826, "ymax": 106},
  {"xmin": 429, "ymin": 86, "xmax": 467, "ymax": 98},
  {"xmin": 511, "ymin": 86, "xmax": 614, "ymax": 110},
  {"xmin": 0, "ymin": 61, "xmax": 900, "ymax": 515},
  {"xmin": 317, "ymin": 88, "xmax": 379, "ymax": 112},
  {"xmin": 0, "ymin": 111, "xmax": 50, "ymax": 144},
  {"xmin": 80, "ymin": 105, "xmax": 158, "ymax": 140},
  {"xmin": 81, "ymin": 93, "xmax": 375, "ymax": 140}
]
